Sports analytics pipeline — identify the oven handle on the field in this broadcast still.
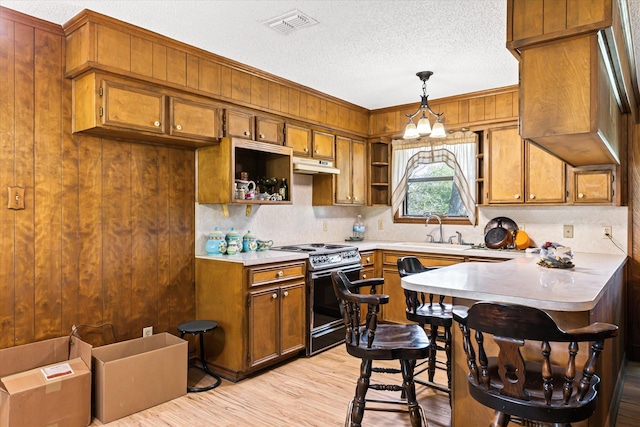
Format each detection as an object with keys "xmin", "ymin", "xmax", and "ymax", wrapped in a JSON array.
[{"xmin": 310, "ymin": 264, "xmax": 363, "ymax": 280}]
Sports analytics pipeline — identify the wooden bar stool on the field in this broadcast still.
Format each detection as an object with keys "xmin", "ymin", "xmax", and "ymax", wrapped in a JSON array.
[
  {"xmin": 177, "ymin": 320, "xmax": 222, "ymax": 392},
  {"xmin": 453, "ymin": 301, "xmax": 618, "ymax": 426},
  {"xmin": 332, "ymin": 271, "xmax": 430, "ymax": 427},
  {"xmin": 397, "ymin": 256, "xmax": 452, "ymax": 402}
]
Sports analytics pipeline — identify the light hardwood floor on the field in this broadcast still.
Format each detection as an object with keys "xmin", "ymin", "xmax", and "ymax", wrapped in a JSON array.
[{"xmin": 91, "ymin": 350, "xmax": 639, "ymax": 426}]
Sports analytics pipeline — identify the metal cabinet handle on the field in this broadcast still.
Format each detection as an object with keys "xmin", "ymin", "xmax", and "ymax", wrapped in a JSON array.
[
  {"xmin": 362, "ymin": 274, "xmax": 367, "ymax": 279},
  {"xmin": 283, "ymin": 291, "xmax": 289, "ymax": 297},
  {"xmin": 514, "ymin": 194, "xmax": 521, "ymax": 199},
  {"xmin": 244, "ymin": 131, "xmax": 251, "ymax": 136},
  {"xmin": 304, "ymin": 148, "xmax": 309, "ymax": 152},
  {"xmin": 578, "ymin": 193, "xmax": 585, "ymax": 199},
  {"xmin": 365, "ymin": 257, "xmax": 371, "ymax": 263},
  {"xmin": 175, "ymin": 124, "xmax": 182, "ymax": 131},
  {"xmin": 272, "ymin": 293, "xmax": 278, "ymax": 299},
  {"xmin": 154, "ymin": 121, "xmax": 161, "ymax": 127},
  {"xmin": 529, "ymin": 194, "xmax": 535, "ymax": 200},
  {"xmin": 277, "ymin": 270, "xmax": 284, "ymax": 277},
  {"xmin": 259, "ymin": 134, "xmax": 265, "ymax": 139}
]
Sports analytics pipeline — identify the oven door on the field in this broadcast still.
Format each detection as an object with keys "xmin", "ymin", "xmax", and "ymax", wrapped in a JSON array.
[{"xmin": 308, "ymin": 264, "xmax": 362, "ymax": 356}]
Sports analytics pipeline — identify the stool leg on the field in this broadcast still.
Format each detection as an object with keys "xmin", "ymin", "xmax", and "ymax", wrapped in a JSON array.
[
  {"xmin": 184, "ymin": 331, "xmax": 222, "ymax": 392},
  {"xmin": 350, "ymin": 359, "xmax": 372, "ymax": 427},
  {"xmin": 400, "ymin": 359, "xmax": 422, "ymax": 427},
  {"xmin": 428, "ymin": 325, "xmax": 438, "ymax": 382}
]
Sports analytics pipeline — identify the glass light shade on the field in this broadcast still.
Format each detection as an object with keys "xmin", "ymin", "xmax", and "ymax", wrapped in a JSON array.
[
  {"xmin": 416, "ymin": 114, "xmax": 432, "ymax": 136},
  {"xmin": 430, "ymin": 119, "xmax": 446, "ymax": 138},
  {"xmin": 403, "ymin": 121, "xmax": 419, "ymax": 139}
]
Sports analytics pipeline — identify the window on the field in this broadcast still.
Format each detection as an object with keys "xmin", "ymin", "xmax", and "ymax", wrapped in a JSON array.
[
  {"xmin": 404, "ymin": 163, "xmax": 468, "ymax": 218},
  {"xmin": 391, "ymin": 131, "xmax": 478, "ymax": 224}
]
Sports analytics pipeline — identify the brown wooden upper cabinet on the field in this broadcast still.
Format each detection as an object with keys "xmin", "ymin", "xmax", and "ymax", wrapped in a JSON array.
[
  {"xmin": 284, "ymin": 125, "xmax": 334, "ymax": 161},
  {"xmin": 312, "ymin": 136, "xmax": 365, "ymax": 206},
  {"xmin": 284, "ymin": 124, "xmax": 312, "ymax": 156},
  {"xmin": 486, "ymin": 126, "xmax": 565, "ymax": 205},
  {"xmin": 311, "ymin": 131, "xmax": 335, "ymax": 160},
  {"xmin": 334, "ymin": 137, "xmax": 366, "ymax": 205},
  {"xmin": 519, "ymin": 34, "xmax": 621, "ymax": 166},
  {"xmin": 569, "ymin": 167, "xmax": 615, "ymax": 204},
  {"xmin": 72, "ymin": 71, "xmax": 222, "ymax": 148},
  {"xmin": 225, "ymin": 109, "xmax": 284, "ymax": 145}
]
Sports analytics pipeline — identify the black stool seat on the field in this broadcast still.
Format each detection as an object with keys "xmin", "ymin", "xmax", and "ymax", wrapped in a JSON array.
[{"xmin": 178, "ymin": 320, "xmax": 221, "ymax": 392}]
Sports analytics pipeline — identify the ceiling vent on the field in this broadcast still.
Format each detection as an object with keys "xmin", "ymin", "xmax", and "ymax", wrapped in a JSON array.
[{"xmin": 262, "ymin": 9, "xmax": 319, "ymax": 35}]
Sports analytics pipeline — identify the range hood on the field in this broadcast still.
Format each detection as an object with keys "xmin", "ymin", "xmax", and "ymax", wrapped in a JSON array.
[{"xmin": 293, "ymin": 157, "xmax": 340, "ymax": 175}]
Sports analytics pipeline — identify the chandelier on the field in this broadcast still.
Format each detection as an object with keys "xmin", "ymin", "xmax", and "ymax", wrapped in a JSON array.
[{"xmin": 402, "ymin": 71, "xmax": 446, "ymax": 139}]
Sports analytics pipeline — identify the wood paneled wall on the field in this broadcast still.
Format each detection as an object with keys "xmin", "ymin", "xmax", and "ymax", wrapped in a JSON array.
[{"xmin": 0, "ymin": 8, "xmax": 195, "ymax": 348}]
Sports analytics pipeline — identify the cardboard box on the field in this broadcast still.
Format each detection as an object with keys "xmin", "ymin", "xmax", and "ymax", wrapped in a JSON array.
[
  {"xmin": 92, "ymin": 332, "xmax": 187, "ymax": 423},
  {"xmin": 0, "ymin": 336, "xmax": 92, "ymax": 427}
]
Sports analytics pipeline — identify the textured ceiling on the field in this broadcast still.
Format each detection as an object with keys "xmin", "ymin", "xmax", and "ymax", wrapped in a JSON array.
[{"xmin": 2, "ymin": 0, "xmax": 639, "ymax": 111}]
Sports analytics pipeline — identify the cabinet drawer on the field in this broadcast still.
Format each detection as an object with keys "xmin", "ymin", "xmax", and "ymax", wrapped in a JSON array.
[
  {"xmin": 360, "ymin": 251, "xmax": 375, "ymax": 267},
  {"xmin": 381, "ymin": 251, "xmax": 462, "ymax": 267},
  {"xmin": 249, "ymin": 262, "xmax": 306, "ymax": 287}
]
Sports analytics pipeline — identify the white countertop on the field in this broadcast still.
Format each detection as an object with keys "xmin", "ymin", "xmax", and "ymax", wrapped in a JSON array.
[
  {"xmin": 401, "ymin": 252, "xmax": 627, "ymax": 311},
  {"xmin": 196, "ymin": 250, "xmax": 308, "ymax": 266}
]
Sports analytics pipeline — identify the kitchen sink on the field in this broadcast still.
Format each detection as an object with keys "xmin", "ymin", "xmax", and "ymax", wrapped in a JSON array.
[{"xmin": 391, "ymin": 242, "xmax": 473, "ymax": 251}]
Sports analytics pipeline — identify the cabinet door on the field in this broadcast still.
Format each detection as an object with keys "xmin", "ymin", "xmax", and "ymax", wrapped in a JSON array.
[
  {"xmin": 248, "ymin": 287, "xmax": 279, "ymax": 367},
  {"xmin": 526, "ymin": 142, "xmax": 566, "ymax": 203},
  {"xmin": 102, "ymin": 80, "xmax": 166, "ymax": 134},
  {"xmin": 335, "ymin": 137, "xmax": 352, "ymax": 204},
  {"xmin": 279, "ymin": 282, "xmax": 306, "ymax": 356},
  {"xmin": 256, "ymin": 117, "xmax": 284, "ymax": 145},
  {"xmin": 170, "ymin": 98, "xmax": 222, "ymax": 141},
  {"xmin": 572, "ymin": 169, "xmax": 612, "ymax": 203},
  {"xmin": 312, "ymin": 131, "xmax": 335, "ymax": 160},
  {"xmin": 285, "ymin": 124, "xmax": 311, "ymax": 156},
  {"xmin": 225, "ymin": 109, "xmax": 254, "ymax": 139},
  {"xmin": 487, "ymin": 127, "xmax": 525, "ymax": 204},
  {"xmin": 351, "ymin": 140, "xmax": 367, "ymax": 205}
]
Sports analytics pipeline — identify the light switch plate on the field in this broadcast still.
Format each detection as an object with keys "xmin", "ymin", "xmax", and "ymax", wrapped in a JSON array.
[{"xmin": 7, "ymin": 187, "xmax": 25, "ymax": 210}]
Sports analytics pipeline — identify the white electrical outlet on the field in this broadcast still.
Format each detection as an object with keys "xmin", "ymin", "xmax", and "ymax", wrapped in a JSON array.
[
  {"xmin": 378, "ymin": 219, "xmax": 384, "ymax": 230},
  {"xmin": 563, "ymin": 225, "xmax": 574, "ymax": 238},
  {"xmin": 143, "ymin": 326, "xmax": 153, "ymax": 337},
  {"xmin": 323, "ymin": 220, "xmax": 328, "ymax": 232},
  {"xmin": 603, "ymin": 226, "xmax": 612, "ymax": 239}
]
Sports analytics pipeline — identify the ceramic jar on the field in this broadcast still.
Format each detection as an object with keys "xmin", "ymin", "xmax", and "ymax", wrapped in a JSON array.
[
  {"xmin": 242, "ymin": 230, "xmax": 257, "ymax": 252},
  {"xmin": 205, "ymin": 227, "xmax": 227, "ymax": 255},
  {"xmin": 225, "ymin": 228, "xmax": 241, "ymax": 255}
]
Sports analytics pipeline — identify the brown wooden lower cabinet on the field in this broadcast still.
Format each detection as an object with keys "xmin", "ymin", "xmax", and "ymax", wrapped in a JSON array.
[
  {"xmin": 195, "ymin": 258, "xmax": 306, "ymax": 381},
  {"xmin": 380, "ymin": 251, "xmax": 464, "ymax": 323}
]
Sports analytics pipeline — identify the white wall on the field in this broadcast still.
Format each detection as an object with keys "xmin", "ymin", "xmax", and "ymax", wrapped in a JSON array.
[{"xmin": 196, "ymin": 174, "xmax": 628, "ymax": 256}]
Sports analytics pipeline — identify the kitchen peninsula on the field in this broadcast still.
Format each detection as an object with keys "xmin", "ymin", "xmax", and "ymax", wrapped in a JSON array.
[{"xmin": 401, "ymin": 252, "xmax": 627, "ymax": 427}]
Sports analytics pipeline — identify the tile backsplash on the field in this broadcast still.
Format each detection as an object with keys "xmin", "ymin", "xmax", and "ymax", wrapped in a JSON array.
[{"xmin": 196, "ymin": 174, "xmax": 628, "ymax": 256}]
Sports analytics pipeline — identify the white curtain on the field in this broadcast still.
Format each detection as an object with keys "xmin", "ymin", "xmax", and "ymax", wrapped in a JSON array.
[{"xmin": 391, "ymin": 131, "xmax": 477, "ymax": 225}]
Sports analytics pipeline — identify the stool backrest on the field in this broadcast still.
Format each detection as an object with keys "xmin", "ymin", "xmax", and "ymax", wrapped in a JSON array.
[
  {"xmin": 453, "ymin": 301, "xmax": 618, "ymax": 423},
  {"xmin": 397, "ymin": 256, "xmax": 442, "ymax": 312},
  {"xmin": 331, "ymin": 270, "xmax": 389, "ymax": 349}
]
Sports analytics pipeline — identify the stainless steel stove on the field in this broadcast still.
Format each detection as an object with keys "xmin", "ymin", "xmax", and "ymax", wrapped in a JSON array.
[{"xmin": 272, "ymin": 243, "xmax": 362, "ymax": 355}]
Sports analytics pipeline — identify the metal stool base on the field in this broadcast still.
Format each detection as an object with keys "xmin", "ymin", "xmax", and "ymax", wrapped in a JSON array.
[{"xmin": 178, "ymin": 320, "xmax": 222, "ymax": 393}]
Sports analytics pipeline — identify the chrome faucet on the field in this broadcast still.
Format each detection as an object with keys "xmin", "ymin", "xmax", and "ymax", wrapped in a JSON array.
[
  {"xmin": 448, "ymin": 231, "xmax": 463, "ymax": 245},
  {"xmin": 425, "ymin": 213, "xmax": 443, "ymax": 243}
]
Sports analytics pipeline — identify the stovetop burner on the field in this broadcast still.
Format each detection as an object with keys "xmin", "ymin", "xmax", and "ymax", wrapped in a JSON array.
[
  {"xmin": 273, "ymin": 243, "xmax": 355, "ymax": 253},
  {"xmin": 272, "ymin": 243, "xmax": 360, "ymax": 270}
]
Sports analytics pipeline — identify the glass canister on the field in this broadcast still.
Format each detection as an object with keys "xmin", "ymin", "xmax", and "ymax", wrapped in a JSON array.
[
  {"xmin": 242, "ymin": 230, "xmax": 257, "ymax": 252},
  {"xmin": 205, "ymin": 227, "xmax": 227, "ymax": 255},
  {"xmin": 225, "ymin": 227, "xmax": 241, "ymax": 255}
]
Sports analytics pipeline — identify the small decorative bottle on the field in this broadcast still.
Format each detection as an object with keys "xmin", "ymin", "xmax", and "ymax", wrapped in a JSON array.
[
  {"xmin": 353, "ymin": 215, "xmax": 365, "ymax": 240},
  {"xmin": 279, "ymin": 178, "xmax": 288, "ymax": 201}
]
